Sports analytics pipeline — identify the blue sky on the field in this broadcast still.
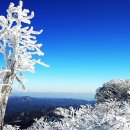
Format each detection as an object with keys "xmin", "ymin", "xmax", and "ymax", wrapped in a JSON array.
[{"xmin": 0, "ymin": 0, "xmax": 130, "ymax": 93}]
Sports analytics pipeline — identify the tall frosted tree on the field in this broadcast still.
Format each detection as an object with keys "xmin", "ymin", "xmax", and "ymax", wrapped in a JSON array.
[{"xmin": 0, "ymin": 1, "xmax": 48, "ymax": 129}]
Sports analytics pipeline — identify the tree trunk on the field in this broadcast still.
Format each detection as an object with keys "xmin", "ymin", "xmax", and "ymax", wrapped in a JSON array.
[
  {"xmin": 0, "ymin": 96, "xmax": 3, "ymax": 130},
  {"xmin": 0, "ymin": 70, "xmax": 13, "ymax": 130},
  {"xmin": 0, "ymin": 85, "xmax": 11, "ymax": 130}
]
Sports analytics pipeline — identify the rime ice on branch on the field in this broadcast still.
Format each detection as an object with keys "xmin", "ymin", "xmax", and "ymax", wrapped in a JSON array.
[
  {"xmin": 0, "ymin": 0, "xmax": 48, "ymax": 73},
  {"xmin": 0, "ymin": 1, "xmax": 48, "ymax": 129}
]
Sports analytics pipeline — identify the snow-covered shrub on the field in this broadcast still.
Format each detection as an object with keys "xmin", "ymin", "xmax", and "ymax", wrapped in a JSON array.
[
  {"xmin": 4, "ymin": 125, "xmax": 20, "ymax": 130},
  {"xmin": 25, "ymin": 100, "xmax": 130, "ymax": 130},
  {"xmin": 95, "ymin": 79, "xmax": 130, "ymax": 102}
]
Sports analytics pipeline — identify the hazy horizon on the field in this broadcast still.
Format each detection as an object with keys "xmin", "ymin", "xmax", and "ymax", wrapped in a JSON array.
[{"xmin": 11, "ymin": 91, "xmax": 95, "ymax": 100}]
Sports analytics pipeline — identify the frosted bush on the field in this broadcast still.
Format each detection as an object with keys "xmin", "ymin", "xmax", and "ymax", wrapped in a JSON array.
[
  {"xmin": 95, "ymin": 79, "xmax": 130, "ymax": 102},
  {"xmin": 25, "ymin": 100, "xmax": 130, "ymax": 130}
]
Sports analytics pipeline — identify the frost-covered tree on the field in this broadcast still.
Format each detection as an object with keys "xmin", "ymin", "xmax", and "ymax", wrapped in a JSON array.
[
  {"xmin": 0, "ymin": 1, "xmax": 48, "ymax": 129},
  {"xmin": 95, "ymin": 79, "xmax": 130, "ymax": 102}
]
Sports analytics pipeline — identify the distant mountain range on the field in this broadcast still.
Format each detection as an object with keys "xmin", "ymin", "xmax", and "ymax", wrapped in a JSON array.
[
  {"xmin": 12, "ymin": 92, "xmax": 95, "ymax": 100},
  {"xmin": 5, "ymin": 96, "xmax": 96, "ymax": 129}
]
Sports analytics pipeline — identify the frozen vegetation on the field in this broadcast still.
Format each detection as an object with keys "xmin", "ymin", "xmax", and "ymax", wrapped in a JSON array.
[{"xmin": 96, "ymin": 79, "xmax": 130, "ymax": 102}]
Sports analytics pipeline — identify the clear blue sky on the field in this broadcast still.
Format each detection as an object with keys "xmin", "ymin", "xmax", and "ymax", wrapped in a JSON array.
[{"xmin": 0, "ymin": 0, "xmax": 130, "ymax": 93}]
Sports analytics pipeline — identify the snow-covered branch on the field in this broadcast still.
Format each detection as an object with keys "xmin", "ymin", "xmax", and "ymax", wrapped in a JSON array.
[{"xmin": 0, "ymin": 0, "xmax": 48, "ymax": 73}]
